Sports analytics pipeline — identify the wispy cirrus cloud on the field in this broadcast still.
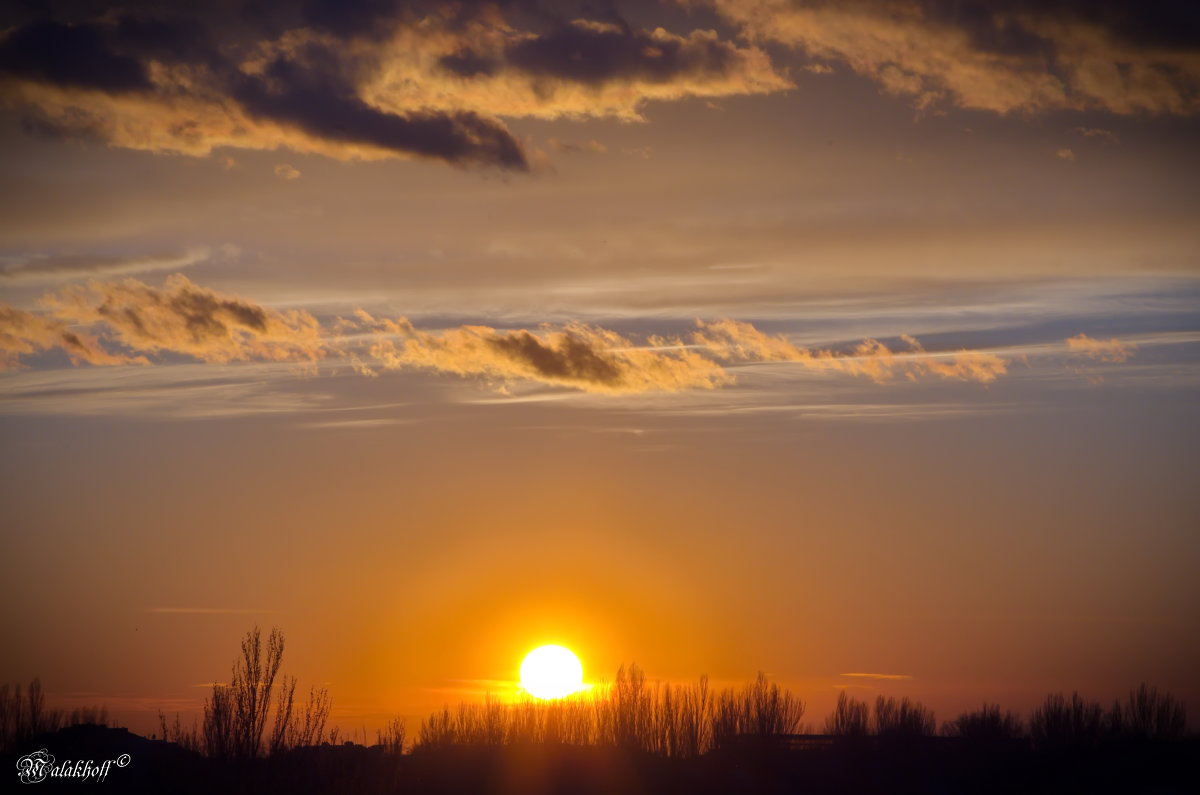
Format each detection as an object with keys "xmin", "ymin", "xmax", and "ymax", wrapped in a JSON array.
[
  {"xmin": 298, "ymin": 417, "xmax": 414, "ymax": 430},
  {"xmin": 840, "ymin": 672, "xmax": 913, "ymax": 681},
  {"xmin": 0, "ymin": 247, "xmax": 213, "ymax": 286},
  {"xmin": 147, "ymin": 607, "xmax": 282, "ymax": 615}
]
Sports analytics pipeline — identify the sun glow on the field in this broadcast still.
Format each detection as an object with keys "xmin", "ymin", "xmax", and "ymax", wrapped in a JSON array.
[{"xmin": 519, "ymin": 645, "xmax": 584, "ymax": 700}]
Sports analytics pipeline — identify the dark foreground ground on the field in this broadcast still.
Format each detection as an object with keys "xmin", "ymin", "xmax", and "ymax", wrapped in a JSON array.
[{"xmin": 9, "ymin": 725, "xmax": 1196, "ymax": 794}]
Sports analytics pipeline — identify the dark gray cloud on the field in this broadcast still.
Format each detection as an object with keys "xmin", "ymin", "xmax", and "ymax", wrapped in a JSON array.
[
  {"xmin": 439, "ymin": 49, "xmax": 501, "ymax": 78},
  {"xmin": 0, "ymin": 1, "xmax": 538, "ymax": 169},
  {"xmin": 977, "ymin": 0, "xmax": 1200, "ymax": 49},
  {"xmin": 505, "ymin": 20, "xmax": 737, "ymax": 86},
  {"xmin": 231, "ymin": 43, "xmax": 528, "ymax": 170},
  {"xmin": 0, "ymin": 20, "xmax": 152, "ymax": 93},
  {"xmin": 488, "ymin": 330, "xmax": 623, "ymax": 386},
  {"xmin": 0, "ymin": 0, "xmax": 785, "ymax": 168}
]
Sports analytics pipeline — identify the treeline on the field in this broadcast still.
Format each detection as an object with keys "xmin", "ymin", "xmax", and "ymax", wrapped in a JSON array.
[
  {"xmin": 416, "ymin": 667, "xmax": 803, "ymax": 756},
  {"xmin": 0, "ymin": 679, "xmax": 109, "ymax": 752},
  {"xmin": 823, "ymin": 685, "xmax": 1187, "ymax": 747},
  {"xmin": 6, "ymin": 627, "xmax": 1192, "ymax": 762},
  {"xmin": 413, "ymin": 676, "xmax": 1189, "ymax": 757}
]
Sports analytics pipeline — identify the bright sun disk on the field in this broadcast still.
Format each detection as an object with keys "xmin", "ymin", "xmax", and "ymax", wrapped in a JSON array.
[{"xmin": 519, "ymin": 645, "xmax": 584, "ymax": 699}]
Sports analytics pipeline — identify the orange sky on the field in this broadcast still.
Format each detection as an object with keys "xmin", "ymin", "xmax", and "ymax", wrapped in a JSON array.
[{"xmin": 0, "ymin": 0, "xmax": 1198, "ymax": 737}]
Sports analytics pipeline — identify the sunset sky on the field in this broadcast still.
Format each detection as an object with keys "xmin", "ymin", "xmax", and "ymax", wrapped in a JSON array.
[{"xmin": 1, "ymin": 1, "xmax": 1197, "ymax": 736}]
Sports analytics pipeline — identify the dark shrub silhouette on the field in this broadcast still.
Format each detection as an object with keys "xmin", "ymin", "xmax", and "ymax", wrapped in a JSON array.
[
  {"xmin": 711, "ymin": 671, "xmax": 805, "ymax": 750},
  {"xmin": 824, "ymin": 691, "xmax": 870, "ymax": 737},
  {"xmin": 1030, "ymin": 691, "xmax": 1105, "ymax": 748},
  {"xmin": 1107, "ymin": 683, "xmax": 1187, "ymax": 741},
  {"xmin": 943, "ymin": 703, "xmax": 1025, "ymax": 741},
  {"xmin": 873, "ymin": 695, "xmax": 935, "ymax": 738},
  {"xmin": 376, "ymin": 716, "xmax": 406, "ymax": 754}
]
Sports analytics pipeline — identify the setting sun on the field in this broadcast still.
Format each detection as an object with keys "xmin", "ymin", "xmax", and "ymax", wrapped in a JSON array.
[{"xmin": 519, "ymin": 645, "xmax": 584, "ymax": 700}]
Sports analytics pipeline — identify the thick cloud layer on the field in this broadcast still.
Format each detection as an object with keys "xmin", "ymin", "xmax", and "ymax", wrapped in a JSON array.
[
  {"xmin": 3, "ymin": 1, "xmax": 1194, "ymax": 170},
  {"xmin": 702, "ymin": 0, "xmax": 1200, "ymax": 114},
  {"xmin": 0, "ymin": 1, "xmax": 786, "ymax": 167}
]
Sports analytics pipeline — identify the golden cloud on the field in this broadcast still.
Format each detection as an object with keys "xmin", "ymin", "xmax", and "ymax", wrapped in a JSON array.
[
  {"xmin": 2, "ymin": 275, "xmax": 1010, "ymax": 393},
  {"xmin": 0, "ymin": 6, "xmax": 789, "ymax": 168},
  {"xmin": 367, "ymin": 20, "xmax": 791, "ymax": 123},
  {"xmin": 1066, "ymin": 333, "xmax": 1136, "ymax": 363},
  {"xmin": 346, "ymin": 310, "xmax": 729, "ymax": 394},
  {"xmin": 702, "ymin": 0, "xmax": 1200, "ymax": 115},
  {"xmin": 0, "ymin": 304, "xmax": 144, "ymax": 370},
  {"xmin": 688, "ymin": 320, "xmax": 1008, "ymax": 384},
  {"xmin": 30, "ymin": 275, "xmax": 325, "ymax": 367}
]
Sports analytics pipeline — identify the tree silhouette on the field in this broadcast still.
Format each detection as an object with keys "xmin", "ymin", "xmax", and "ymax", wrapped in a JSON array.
[
  {"xmin": 873, "ymin": 696, "xmax": 935, "ymax": 738},
  {"xmin": 202, "ymin": 626, "xmax": 331, "ymax": 759},
  {"xmin": 1029, "ymin": 691, "xmax": 1104, "ymax": 749},
  {"xmin": 1108, "ymin": 683, "xmax": 1187, "ymax": 741},
  {"xmin": 824, "ymin": 691, "xmax": 870, "ymax": 737}
]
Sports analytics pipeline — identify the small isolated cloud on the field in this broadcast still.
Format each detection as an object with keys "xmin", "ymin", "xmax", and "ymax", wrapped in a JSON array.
[
  {"xmin": 147, "ymin": 607, "xmax": 280, "ymax": 614},
  {"xmin": 1066, "ymin": 333, "xmax": 1136, "ymax": 363},
  {"xmin": 1056, "ymin": 148, "xmax": 1076, "ymax": 161},
  {"xmin": 546, "ymin": 138, "xmax": 607, "ymax": 155},
  {"xmin": 804, "ymin": 63, "xmax": 835, "ymax": 75},
  {"xmin": 1073, "ymin": 127, "xmax": 1120, "ymax": 144},
  {"xmin": 274, "ymin": 163, "xmax": 301, "ymax": 180},
  {"xmin": 298, "ymin": 418, "xmax": 411, "ymax": 430},
  {"xmin": 840, "ymin": 672, "xmax": 914, "ymax": 680}
]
